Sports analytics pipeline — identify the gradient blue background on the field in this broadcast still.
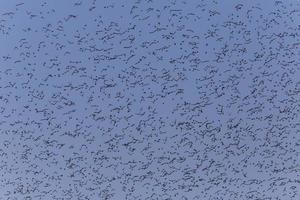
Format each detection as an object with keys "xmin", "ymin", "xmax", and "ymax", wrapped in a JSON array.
[{"xmin": 0, "ymin": 0, "xmax": 299, "ymax": 199}]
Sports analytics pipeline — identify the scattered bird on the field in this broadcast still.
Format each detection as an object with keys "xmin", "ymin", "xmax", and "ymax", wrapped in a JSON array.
[{"xmin": 0, "ymin": 0, "xmax": 299, "ymax": 199}]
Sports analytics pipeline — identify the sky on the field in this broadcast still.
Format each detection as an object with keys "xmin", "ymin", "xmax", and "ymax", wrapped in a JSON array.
[{"xmin": 0, "ymin": 0, "xmax": 299, "ymax": 199}]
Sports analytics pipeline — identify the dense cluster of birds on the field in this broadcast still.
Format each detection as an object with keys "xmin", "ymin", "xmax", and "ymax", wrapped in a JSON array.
[{"xmin": 0, "ymin": 0, "xmax": 299, "ymax": 199}]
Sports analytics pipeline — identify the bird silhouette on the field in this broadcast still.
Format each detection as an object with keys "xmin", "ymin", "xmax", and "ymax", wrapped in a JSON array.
[{"xmin": 0, "ymin": 0, "xmax": 299, "ymax": 199}]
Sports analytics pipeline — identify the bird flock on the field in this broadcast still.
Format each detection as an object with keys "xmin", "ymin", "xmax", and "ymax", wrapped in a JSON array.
[{"xmin": 0, "ymin": 0, "xmax": 299, "ymax": 199}]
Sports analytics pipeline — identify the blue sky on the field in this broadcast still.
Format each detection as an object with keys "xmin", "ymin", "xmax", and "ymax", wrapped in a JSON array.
[{"xmin": 0, "ymin": 0, "xmax": 299, "ymax": 199}]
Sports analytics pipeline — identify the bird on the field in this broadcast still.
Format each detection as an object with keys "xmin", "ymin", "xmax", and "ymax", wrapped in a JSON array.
[{"xmin": 0, "ymin": 0, "xmax": 299, "ymax": 199}]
